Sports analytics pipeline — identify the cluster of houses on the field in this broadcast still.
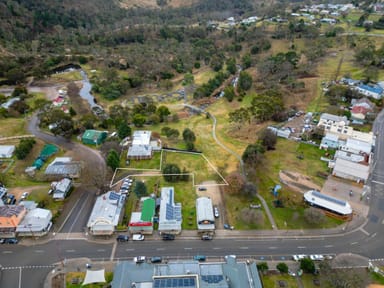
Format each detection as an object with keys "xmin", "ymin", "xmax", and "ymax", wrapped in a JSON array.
[
  {"xmin": 319, "ymin": 113, "xmax": 375, "ymax": 184},
  {"xmin": 0, "ymin": 187, "xmax": 52, "ymax": 238},
  {"xmin": 51, "ymin": 88, "xmax": 69, "ymax": 114},
  {"xmin": 86, "ymin": 184, "xmax": 217, "ymax": 237},
  {"xmin": 340, "ymin": 77, "xmax": 384, "ymax": 100}
]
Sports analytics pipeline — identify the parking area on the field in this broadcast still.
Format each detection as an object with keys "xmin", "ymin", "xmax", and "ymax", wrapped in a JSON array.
[
  {"xmin": 196, "ymin": 181, "xmax": 225, "ymax": 229},
  {"xmin": 321, "ymin": 176, "xmax": 369, "ymax": 217}
]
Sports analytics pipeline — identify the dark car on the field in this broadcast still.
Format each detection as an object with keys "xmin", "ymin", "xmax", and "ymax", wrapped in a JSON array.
[
  {"xmin": 150, "ymin": 256, "xmax": 163, "ymax": 263},
  {"xmin": 193, "ymin": 255, "xmax": 206, "ymax": 262},
  {"xmin": 116, "ymin": 235, "xmax": 129, "ymax": 242},
  {"xmin": 162, "ymin": 234, "xmax": 175, "ymax": 241},
  {"xmin": 223, "ymin": 224, "xmax": 234, "ymax": 230},
  {"xmin": 4, "ymin": 238, "xmax": 18, "ymax": 244},
  {"xmin": 198, "ymin": 187, "xmax": 207, "ymax": 191}
]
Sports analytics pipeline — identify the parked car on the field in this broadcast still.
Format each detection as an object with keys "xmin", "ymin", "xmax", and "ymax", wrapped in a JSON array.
[
  {"xmin": 116, "ymin": 235, "xmax": 129, "ymax": 242},
  {"xmin": 213, "ymin": 207, "xmax": 219, "ymax": 218},
  {"xmin": 223, "ymin": 224, "xmax": 234, "ymax": 230},
  {"xmin": 201, "ymin": 234, "xmax": 213, "ymax": 241},
  {"xmin": 310, "ymin": 254, "xmax": 324, "ymax": 261},
  {"xmin": 292, "ymin": 255, "xmax": 307, "ymax": 261},
  {"xmin": 162, "ymin": 234, "xmax": 175, "ymax": 241},
  {"xmin": 193, "ymin": 255, "xmax": 206, "ymax": 262},
  {"xmin": 134, "ymin": 256, "xmax": 146, "ymax": 263},
  {"xmin": 0, "ymin": 238, "xmax": 5, "ymax": 244},
  {"xmin": 198, "ymin": 187, "xmax": 207, "ymax": 191},
  {"xmin": 21, "ymin": 192, "xmax": 29, "ymax": 200},
  {"xmin": 132, "ymin": 234, "xmax": 145, "ymax": 241},
  {"xmin": 4, "ymin": 238, "xmax": 18, "ymax": 244},
  {"xmin": 150, "ymin": 256, "xmax": 162, "ymax": 263}
]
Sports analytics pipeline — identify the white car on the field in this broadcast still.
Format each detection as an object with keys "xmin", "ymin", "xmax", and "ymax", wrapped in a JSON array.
[
  {"xmin": 292, "ymin": 254, "xmax": 307, "ymax": 261},
  {"xmin": 134, "ymin": 256, "xmax": 146, "ymax": 263},
  {"xmin": 310, "ymin": 254, "xmax": 324, "ymax": 261},
  {"xmin": 132, "ymin": 234, "xmax": 145, "ymax": 241},
  {"xmin": 21, "ymin": 192, "xmax": 29, "ymax": 200},
  {"xmin": 214, "ymin": 207, "xmax": 219, "ymax": 218}
]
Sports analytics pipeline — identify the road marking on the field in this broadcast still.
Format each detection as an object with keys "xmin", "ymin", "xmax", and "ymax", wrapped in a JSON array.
[
  {"xmin": 351, "ymin": 242, "xmax": 358, "ymax": 245},
  {"xmin": 110, "ymin": 242, "xmax": 117, "ymax": 261},
  {"xmin": 371, "ymin": 232, "xmax": 377, "ymax": 238},
  {"xmin": 381, "ymin": 219, "xmax": 384, "ymax": 224},
  {"xmin": 268, "ymin": 247, "xmax": 277, "ymax": 250},
  {"xmin": 324, "ymin": 245, "xmax": 333, "ymax": 248},
  {"xmin": 67, "ymin": 193, "xmax": 91, "ymax": 237},
  {"xmin": 184, "ymin": 247, "xmax": 192, "ymax": 250},
  {"xmin": 18, "ymin": 267, "xmax": 22, "ymax": 288},
  {"xmin": 97, "ymin": 249, "xmax": 106, "ymax": 252},
  {"xmin": 57, "ymin": 195, "xmax": 83, "ymax": 232},
  {"xmin": 372, "ymin": 180, "xmax": 384, "ymax": 185},
  {"xmin": 359, "ymin": 228, "xmax": 370, "ymax": 236},
  {"xmin": 156, "ymin": 248, "xmax": 165, "ymax": 251},
  {"xmin": 34, "ymin": 250, "xmax": 44, "ymax": 253},
  {"xmin": 125, "ymin": 249, "xmax": 135, "ymax": 251},
  {"xmin": 213, "ymin": 247, "xmax": 221, "ymax": 250},
  {"xmin": 2, "ymin": 251, "xmax": 13, "ymax": 254},
  {"xmin": 240, "ymin": 247, "xmax": 249, "ymax": 250},
  {"xmin": 2, "ymin": 265, "xmax": 55, "ymax": 270},
  {"xmin": 65, "ymin": 249, "xmax": 75, "ymax": 253},
  {"xmin": 297, "ymin": 246, "xmax": 306, "ymax": 249}
]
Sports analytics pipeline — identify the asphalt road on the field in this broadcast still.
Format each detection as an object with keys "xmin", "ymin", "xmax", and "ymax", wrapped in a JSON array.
[{"xmin": 1, "ymin": 111, "xmax": 384, "ymax": 287}]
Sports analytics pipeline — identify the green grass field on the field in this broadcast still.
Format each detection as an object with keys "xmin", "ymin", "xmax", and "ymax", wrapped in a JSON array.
[{"xmin": 261, "ymin": 273, "xmax": 298, "ymax": 288}]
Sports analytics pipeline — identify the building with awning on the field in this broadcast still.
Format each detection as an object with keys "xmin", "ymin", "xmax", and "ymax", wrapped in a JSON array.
[
  {"xmin": 158, "ymin": 187, "xmax": 182, "ymax": 234},
  {"xmin": 87, "ymin": 191, "xmax": 125, "ymax": 235},
  {"xmin": 129, "ymin": 197, "xmax": 155, "ymax": 234},
  {"xmin": 16, "ymin": 208, "xmax": 52, "ymax": 237}
]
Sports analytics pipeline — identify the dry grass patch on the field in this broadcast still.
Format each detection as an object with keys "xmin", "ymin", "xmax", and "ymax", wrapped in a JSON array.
[{"xmin": 0, "ymin": 118, "xmax": 27, "ymax": 137}]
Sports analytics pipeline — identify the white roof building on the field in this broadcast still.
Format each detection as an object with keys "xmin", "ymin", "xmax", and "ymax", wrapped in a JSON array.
[
  {"xmin": 196, "ymin": 197, "xmax": 215, "ymax": 231},
  {"xmin": 340, "ymin": 138, "xmax": 372, "ymax": 155},
  {"xmin": 132, "ymin": 131, "xmax": 151, "ymax": 146},
  {"xmin": 16, "ymin": 208, "xmax": 52, "ymax": 236},
  {"xmin": 53, "ymin": 178, "xmax": 72, "ymax": 200},
  {"xmin": 332, "ymin": 158, "xmax": 370, "ymax": 183},
  {"xmin": 158, "ymin": 187, "xmax": 182, "ymax": 234},
  {"xmin": 87, "ymin": 191, "xmax": 125, "ymax": 235},
  {"xmin": 0, "ymin": 145, "xmax": 15, "ymax": 158},
  {"xmin": 304, "ymin": 190, "xmax": 352, "ymax": 216},
  {"xmin": 318, "ymin": 113, "xmax": 349, "ymax": 127}
]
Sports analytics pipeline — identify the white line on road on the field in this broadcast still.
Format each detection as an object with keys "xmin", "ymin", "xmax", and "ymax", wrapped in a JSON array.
[
  {"xmin": 240, "ymin": 247, "xmax": 249, "ymax": 250},
  {"xmin": 18, "ymin": 267, "xmax": 22, "ymax": 288},
  {"xmin": 110, "ymin": 242, "xmax": 117, "ymax": 261},
  {"xmin": 297, "ymin": 246, "xmax": 306, "ymax": 249},
  {"xmin": 3, "ymin": 251, "xmax": 13, "ymax": 254},
  {"xmin": 359, "ymin": 228, "xmax": 370, "ymax": 236},
  {"xmin": 66, "ymin": 193, "xmax": 91, "ymax": 238},
  {"xmin": 125, "ymin": 249, "xmax": 135, "ymax": 251},
  {"xmin": 184, "ymin": 248, "xmax": 192, "ymax": 250},
  {"xmin": 372, "ymin": 180, "xmax": 384, "ymax": 185},
  {"xmin": 351, "ymin": 242, "xmax": 358, "ymax": 245},
  {"xmin": 34, "ymin": 250, "xmax": 44, "ymax": 253},
  {"xmin": 65, "ymin": 249, "xmax": 75, "ymax": 253},
  {"xmin": 156, "ymin": 248, "xmax": 165, "ymax": 251},
  {"xmin": 213, "ymin": 247, "xmax": 221, "ymax": 250},
  {"xmin": 324, "ymin": 245, "xmax": 333, "ymax": 248},
  {"xmin": 57, "ymin": 195, "xmax": 83, "ymax": 232},
  {"xmin": 97, "ymin": 249, "xmax": 106, "ymax": 252},
  {"xmin": 371, "ymin": 232, "xmax": 377, "ymax": 238}
]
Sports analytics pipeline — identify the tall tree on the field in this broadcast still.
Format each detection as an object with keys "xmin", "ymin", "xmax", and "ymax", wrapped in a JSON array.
[{"xmin": 106, "ymin": 149, "xmax": 120, "ymax": 171}]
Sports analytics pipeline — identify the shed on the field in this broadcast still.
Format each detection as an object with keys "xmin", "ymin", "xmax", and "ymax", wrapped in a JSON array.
[
  {"xmin": 82, "ymin": 130, "xmax": 107, "ymax": 145},
  {"xmin": 0, "ymin": 145, "xmax": 15, "ymax": 158}
]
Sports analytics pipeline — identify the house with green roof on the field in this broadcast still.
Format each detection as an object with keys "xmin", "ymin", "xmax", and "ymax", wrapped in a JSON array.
[
  {"xmin": 81, "ymin": 130, "xmax": 107, "ymax": 145},
  {"xmin": 129, "ymin": 197, "xmax": 155, "ymax": 234}
]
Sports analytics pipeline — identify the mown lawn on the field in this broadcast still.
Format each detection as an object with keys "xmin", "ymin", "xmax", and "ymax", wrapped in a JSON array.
[
  {"xmin": 261, "ymin": 273, "xmax": 298, "ymax": 288},
  {"xmin": 121, "ymin": 151, "xmax": 162, "ymax": 170}
]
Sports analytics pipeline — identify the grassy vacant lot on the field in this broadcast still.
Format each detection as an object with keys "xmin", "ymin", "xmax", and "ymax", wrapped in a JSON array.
[
  {"xmin": 50, "ymin": 70, "xmax": 83, "ymax": 82},
  {"xmin": 28, "ymin": 187, "xmax": 63, "ymax": 221},
  {"xmin": 0, "ymin": 118, "xmax": 26, "ymax": 137},
  {"xmin": 253, "ymin": 139, "xmax": 343, "ymax": 229},
  {"xmin": 66, "ymin": 271, "xmax": 113, "ymax": 288},
  {"xmin": 121, "ymin": 151, "xmax": 162, "ymax": 170}
]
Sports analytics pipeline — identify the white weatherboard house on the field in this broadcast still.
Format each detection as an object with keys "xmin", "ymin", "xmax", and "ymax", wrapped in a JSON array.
[
  {"xmin": 52, "ymin": 178, "xmax": 72, "ymax": 200},
  {"xmin": 87, "ymin": 191, "xmax": 125, "ymax": 235},
  {"xmin": 0, "ymin": 145, "xmax": 15, "ymax": 158},
  {"xmin": 158, "ymin": 187, "xmax": 182, "ymax": 234},
  {"xmin": 16, "ymin": 208, "xmax": 52, "ymax": 237},
  {"xmin": 127, "ymin": 130, "xmax": 162, "ymax": 160}
]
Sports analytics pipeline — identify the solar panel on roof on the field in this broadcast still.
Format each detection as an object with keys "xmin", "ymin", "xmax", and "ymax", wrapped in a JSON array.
[
  {"xmin": 153, "ymin": 277, "xmax": 196, "ymax": 288},
  {"xmin": 109, "ymin": 192, "xmax": 120, "ymax": 201},
  {"xmin": 312, "ymin": 191, "xmax": 346, "ymax": 206}
]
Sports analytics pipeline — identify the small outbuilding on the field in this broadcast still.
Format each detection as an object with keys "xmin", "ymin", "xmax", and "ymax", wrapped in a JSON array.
[
  {"xmin": 0, "ymin": 145, "xmax": 15, "ymax": 158},
  {"xmin": 82, "ymin": 130, "xmax": 107, "ymax": 145}
]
